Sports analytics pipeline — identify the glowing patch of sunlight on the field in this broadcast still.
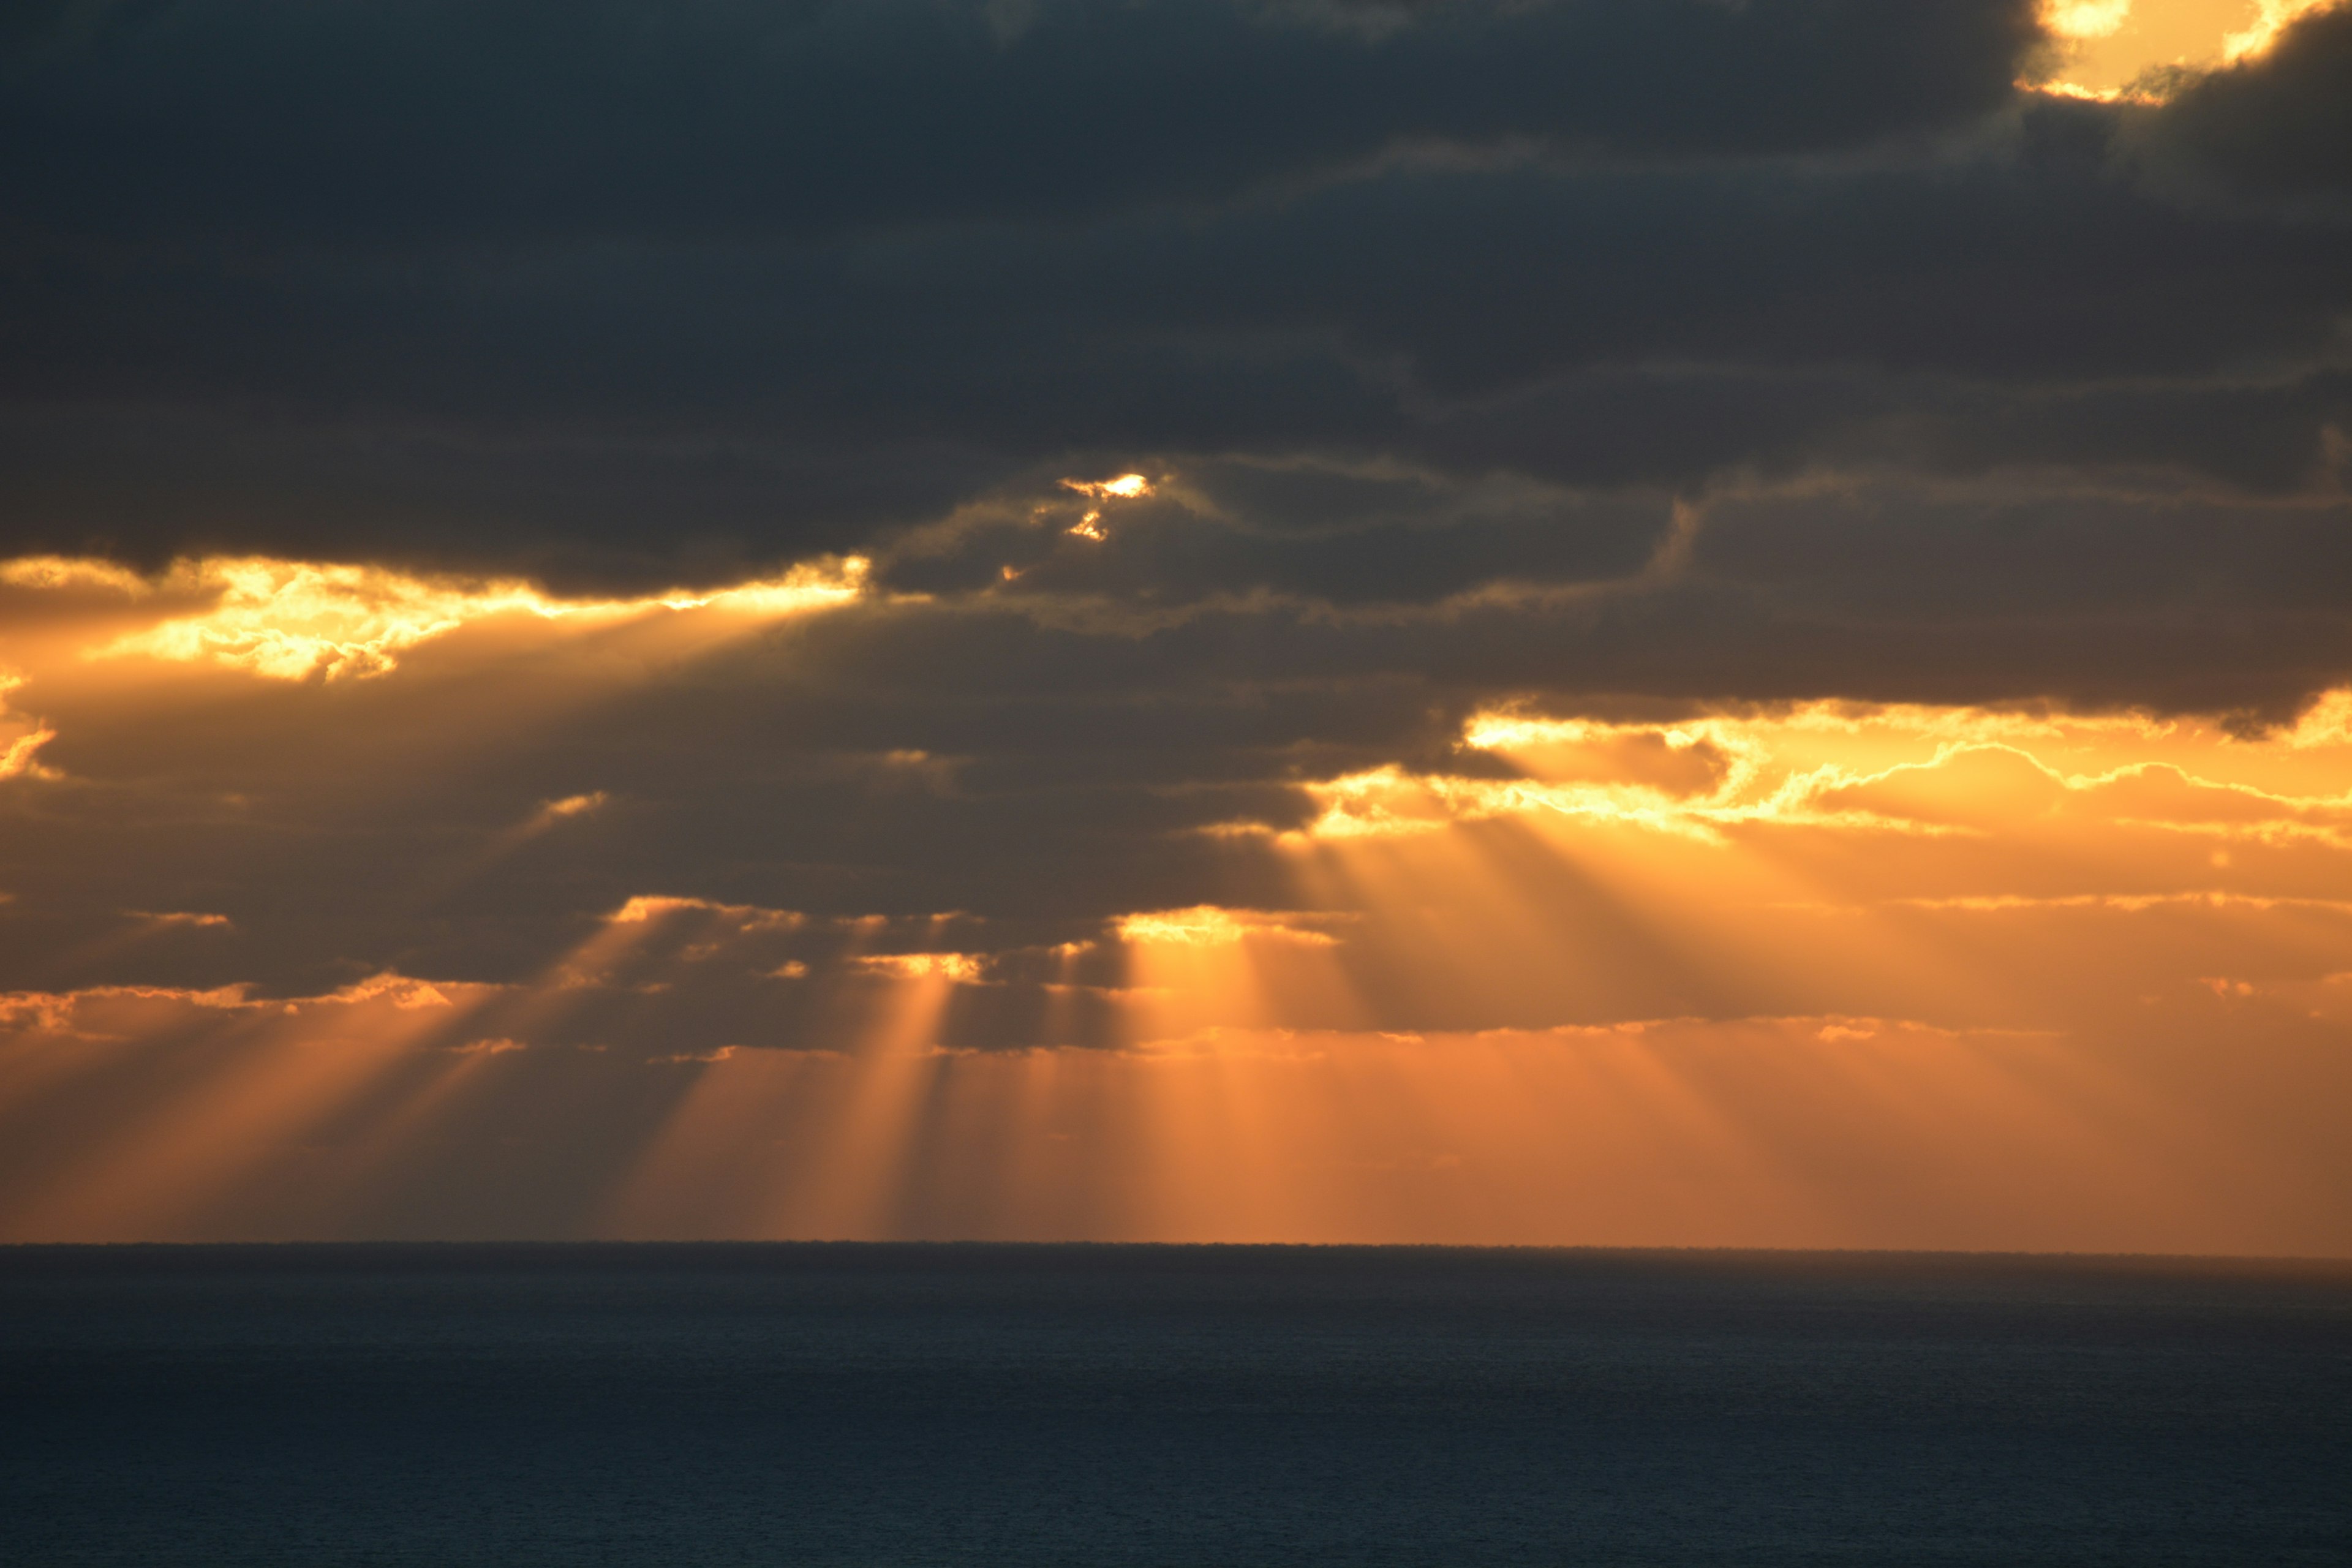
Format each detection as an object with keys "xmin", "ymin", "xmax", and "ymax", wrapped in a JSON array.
[
  {"xmin": 2047, "ymin": 0, "xmax": 2135, "ymax": 37},
  {"xmin": 2030, "ymin": 0, "xmax": 2307, "ymax": 95},
  {"xmin": 650, "ymin": 1045, "xmax": 741, "ymax": 1065},
  {"xmin": 527, "ymin": 792, "xmax": 608, "ymax": 827},
  {"xmin": 674, "ymin": 564, "xmax": 870, "ymax": 617},
  {"xmin": 608, "ymin": 894, "xmax": 804, "ymax": 930},
  {"xmin": 0, "ymin": 982, "xmax": 252, "ymax": 1037},
  {"xmin": 1113, "ymin": 907, "xmax": 1339, "ymax": 946},
  {"xmin": 854, "ymin": 952, "xmax": 989, "ymax": 982},
  {"xmin": 1056, "ymin": 473, "xmax": 1153, "ymax": 542},
  {"xmin": 36, "ymin": 554, "xmax": 868, "ymax": 680},
  {"xmin": 125, "ymin": 911, "xmax": 235, "ymax": 930},
  {"xmin": 0, "ymin": 556, "xmax": 150, "ymax": 594},
  {"xmin": 1061, "ymin": 473, "xmax": 1153, "ymax": 500},
  {"xmin": 1464, "ymin": 702, "xmax": 2174, "ymax": 752},
  {"xmin": 2224, "ymin": 0, "xmax": 2330, "ymax": 59},
  {"xmin": 324, "ymin": 973, "xmax": 457, "ymax": 1011},
  {"xmin": 0, "ymin": 724, "xmax": 56, "ymax": 781},
  {"xmin": 1293, "ymin": 764, "xmax": 1746, "ymax": 842},
  {"xmin": 1276, "ymin": 694, "xmax": 2352, "ymax": 843},
  {"xmin": 2289, "ymin": 690, "xmax": 2352, "ymax": 748},
  {"xmin": 0, "ymin": 676, "xmax": 56, "ymax": 783},
  {"xmin": 2034, "ymin": 76, "xmax": 2177, "ymax": 100},
  {"xmin": 1889, "ymin": 889, "xmax": 2352, "ymax": 913}
]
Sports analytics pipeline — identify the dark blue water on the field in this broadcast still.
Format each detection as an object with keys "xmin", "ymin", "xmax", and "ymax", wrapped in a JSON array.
[{"xmin": 3, "ymin": 1245, "xmax": 2348, "ymax": 1566}]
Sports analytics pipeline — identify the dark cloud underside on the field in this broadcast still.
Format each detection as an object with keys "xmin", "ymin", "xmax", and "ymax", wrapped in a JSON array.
[{"xmin": 0, "ymin": 0, "xmax": 2342, "ymax": 575}]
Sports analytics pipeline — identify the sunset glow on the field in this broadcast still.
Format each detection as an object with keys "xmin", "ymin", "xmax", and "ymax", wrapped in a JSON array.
[
  {"xmin": 6, "ymin": 0, "xmax": 2350, "ymax": 1259},
  {"xmin": 21, "ymin": 552, "xmax": 873, "ymax": 681},
  {"xmin": 10, "ymin": 8, "xmax": 2352, "ymax": 1566},
  {"xmin": 2034, "ymin": 0, "xmax": 2331, "ymax": 91},
  {"xmin": 5, "ymin": 541, "xmax": 2349, "ymax": 1248}
]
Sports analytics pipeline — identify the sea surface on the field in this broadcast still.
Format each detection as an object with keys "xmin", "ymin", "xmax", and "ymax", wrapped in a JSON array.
[{"xmin": 2, "ymin": 1243, "xmax": 2348, "ymax": 1566}]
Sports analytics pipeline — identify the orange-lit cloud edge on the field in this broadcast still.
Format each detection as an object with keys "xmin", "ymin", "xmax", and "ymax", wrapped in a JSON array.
[
  {"xmin": 4, "ymin": 546, "xmax": 2351, "ymax": 1250},
  {"xmin": 2032, "ymin": 0, "xmax": 2333, "ymax": 98}
]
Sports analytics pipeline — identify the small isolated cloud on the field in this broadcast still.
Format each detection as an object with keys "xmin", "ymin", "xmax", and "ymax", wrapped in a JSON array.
[
  {"xmin": 853, "ymin": 952, "xmax": 989, "ymax": 982},
  {"xmin": 324, "ymin": 974, "xmax": 457, "ymax": 1010},
  {"xmin": 124, "ymin": 910, "xmax": 235, "ymax": 931},
  {"xmin": 534, "ymin": 791, "xmax": 608, "ymax": 823},
  {"xmin": 1112, "ymin": 908, "xmax": 1341, "ymax": 946},
  {"xmin": 0, "ymin": 725, "xmax": 58, "ymax": 782},
  {"xmin": 608, "ymin": 895, "xmax": 804, "ymax": 928},
  {"xmin": 648, "ymin": 1045, "xmax": 739, "ymax": 1065}
]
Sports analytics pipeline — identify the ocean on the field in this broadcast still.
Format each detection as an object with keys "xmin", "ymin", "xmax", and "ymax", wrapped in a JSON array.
[{"xmin": 3, "ymin": 1243, "xmax": 2347, "ymax": 1565}]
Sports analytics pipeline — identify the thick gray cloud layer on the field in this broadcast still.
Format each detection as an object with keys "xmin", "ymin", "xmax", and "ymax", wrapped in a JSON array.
[
  {"xmin": 3, "ymin": 0, "xmax": 2038, "ymax": 240},
  {"xmin": 0, "ymin": 0, "xmax": 2343, "ymax": 580}
]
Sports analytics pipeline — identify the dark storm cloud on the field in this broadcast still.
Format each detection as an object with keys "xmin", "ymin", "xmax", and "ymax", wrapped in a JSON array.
[
  {"xmin": 2, "ymin": 0, "xmax": 2036, "ymax": 243},
  {"xmin": 4, "ymin": 121, "xmax": 2348, "ymax": 575},
  {"xmin": 1, "ymin": 7, "xmax": 2328, "ymax": 575},
  {"xmin": 0, "ymin": 0, "xmax": 2345, "ymax": 585}
]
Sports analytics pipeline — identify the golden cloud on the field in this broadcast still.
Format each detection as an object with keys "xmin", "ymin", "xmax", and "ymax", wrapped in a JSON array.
[
  {"xmin": 4, "ymin": 553, "xmax": 871, "ymax": 682},
  {"xmin": 1112, "ymin": 907, "xmax": 1340, "ymax": 946},
  {"xmin": 1277, "ymin": 698, "xmax": 2352, "ymax": 845},
  {"xmin": 852, "ymin": 952, "xmax": 990, "ymax": 982}
]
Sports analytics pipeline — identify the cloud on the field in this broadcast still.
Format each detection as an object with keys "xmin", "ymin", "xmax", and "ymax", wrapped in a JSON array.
[
  {"xmin": 0, "ymin": 0, "xmax": 2343, "ymax": 595},
  {"xmin": 851, "ymin": 953, "xmax": 990, "ymax": 982},
  {"xmin": 2128, "ymin": 0, "xmax": 2352, "ymax": 197},
  {"xmin": 1112, "ymin": 908, "xmax": 1341, "ymax": 946},
  {"xmin": 0, "ymin": 0, "xmax": 2040, "ymax": 245},
  {"xmin": 75, "ymin": 555, "xmax": 868, "ymax": 679},
  {"xmin": 124, "ymin": 910, "xmax": 236, "ymax": 931},
  {"xmin": 2, "ymin": 1, "xmax": 2351, "ymax": 1245},
  {"xmin": 0, "ymin": 723, "xmax": 57, "ymax": 782}
]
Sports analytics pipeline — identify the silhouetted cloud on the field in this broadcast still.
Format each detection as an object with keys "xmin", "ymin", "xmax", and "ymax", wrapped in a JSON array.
[
  {"xmin": 1, "ymin": 0, "xmax": 2041, "ymax": 243},
  {"xmin": 0, "ymin": 0, "xmax": 2343, "ymax": 597}
]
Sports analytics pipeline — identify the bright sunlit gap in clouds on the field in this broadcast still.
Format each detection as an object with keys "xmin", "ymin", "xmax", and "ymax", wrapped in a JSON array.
[
  {"xmin": 4, "ymin": 545, "xmax": 2348, "ymax": 1251},
  {"xmin": 1057, "ymin": 472, "xmax": 1155, "ymax": 542},
  {"xmin": 2036, "ymin": 0, "xmax": 2332, "ymax": 94}
]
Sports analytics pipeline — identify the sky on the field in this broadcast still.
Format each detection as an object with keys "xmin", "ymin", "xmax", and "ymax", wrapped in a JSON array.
[{"xmin": 2, "ymin": 0, "xmax": 2350, "ymax": 1250}]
